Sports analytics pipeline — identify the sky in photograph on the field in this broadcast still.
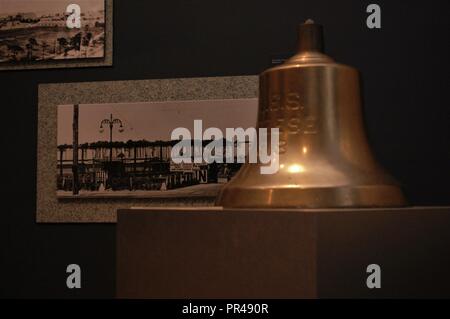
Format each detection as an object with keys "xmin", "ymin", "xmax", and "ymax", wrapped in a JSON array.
[
  {"xmin": 57, "ymin": 99, "xmax": 259, "ymax": 145},
  {"xmin": 0, "ymin": 0, "xmax": 104, "ymax": 15}
]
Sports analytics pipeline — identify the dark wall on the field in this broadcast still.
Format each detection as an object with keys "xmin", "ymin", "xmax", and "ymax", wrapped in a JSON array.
[{"xmin": 1, "ymin": 0, "xmax": 449, "ymax": 298}]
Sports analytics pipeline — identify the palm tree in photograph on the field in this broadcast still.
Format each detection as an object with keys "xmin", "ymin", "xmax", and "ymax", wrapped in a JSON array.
[
  {"xmin": 41, "ymin": 41, "xmax": 50, "ymax": 60},
  {"xmin": 26, "ymin": 38, "xmax": 38, "ymax": 60},
  {"xmin": 25, "ymin": 43, "xmax": 32, "ymax": 60},
  {"xmin": 70, "ymin": 32, "xmax": 83, "ymax": 56},
  {"xmin": 57, "ymin": 37, "xmax": 68, "ymax": 55},
  {"xmin": 82, "ymin": 32, "xmax": 93, "ymax": 57},
  {"xmin": 7, "ymin": 44, "xmax": 24, "ymax": 61}
]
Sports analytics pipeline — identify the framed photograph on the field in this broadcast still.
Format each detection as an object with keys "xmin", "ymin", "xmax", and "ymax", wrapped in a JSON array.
[
  {"xmin": 56, "ymin": 100, "xmax": 258, "ymax": 199},
  {"xmin": 37, "ymin": 76, "xmax": 258, "ymax": 223},
  {"xmin": 0, "ymin": 0, "xmax": 112, "ymax": 70}
]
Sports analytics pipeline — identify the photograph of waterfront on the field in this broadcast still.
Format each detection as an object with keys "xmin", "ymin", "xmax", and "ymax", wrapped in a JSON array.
[
  {"xmin": 0, "ymin": 0, "xmax": 105, "ymax": 64},
  {"xmin": 57, "ymin": 99, "xmax": 258, "ymax": 199}
]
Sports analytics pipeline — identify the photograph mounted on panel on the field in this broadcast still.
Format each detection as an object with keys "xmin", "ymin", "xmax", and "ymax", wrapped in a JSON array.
[
  {"xmin": 37, "ymin": 76, "xmax": 258, "ymax": 223},
  {"xmin": 0, "ymin": 0, "xmax": 112, "ymax": 70},
  {"xmin": 57, "ymin": 99, "xmax": 258, "ymax": 199}
]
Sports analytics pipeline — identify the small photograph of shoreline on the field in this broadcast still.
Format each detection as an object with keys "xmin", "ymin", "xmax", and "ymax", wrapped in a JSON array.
[{"xmin": 0, "ymin": 0, "xmax": 105, "ymax": 64}]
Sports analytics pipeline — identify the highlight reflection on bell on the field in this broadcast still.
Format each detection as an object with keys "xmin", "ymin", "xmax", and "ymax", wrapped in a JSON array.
[{"xmin": 216, "ymin": 20, "xmax": 407, "ymax": 208}]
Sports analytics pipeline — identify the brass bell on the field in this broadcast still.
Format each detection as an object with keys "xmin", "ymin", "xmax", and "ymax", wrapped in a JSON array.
[{"xmin": 216, "ymin": 20, "xmax": 407, "ymax": 208}]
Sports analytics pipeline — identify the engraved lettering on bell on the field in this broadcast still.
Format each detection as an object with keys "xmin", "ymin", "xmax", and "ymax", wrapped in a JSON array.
[{"xmin": 216, "ymin": 20, "xmax": 407, "ymax": 208}]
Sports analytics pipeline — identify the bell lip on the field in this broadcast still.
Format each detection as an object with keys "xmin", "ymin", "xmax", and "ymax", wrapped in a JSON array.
[{"xmin": 216, "ymin": 184, "xmax": 408, "ymax": 209}]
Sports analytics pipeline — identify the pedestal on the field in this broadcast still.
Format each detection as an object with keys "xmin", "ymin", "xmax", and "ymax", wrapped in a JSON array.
[{"xmin": 117, "ymin": 207, "xmax": 450, "ymax": 298}]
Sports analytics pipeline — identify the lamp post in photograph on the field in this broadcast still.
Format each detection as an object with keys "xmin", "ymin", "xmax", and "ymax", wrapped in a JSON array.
[
  {"xmin": 99, "ymin": 113, "xmax": 124, "ymax": 163},
  {"xmin": 99, "ymin": 114, "xmax": 124, "ymax": 189}
]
